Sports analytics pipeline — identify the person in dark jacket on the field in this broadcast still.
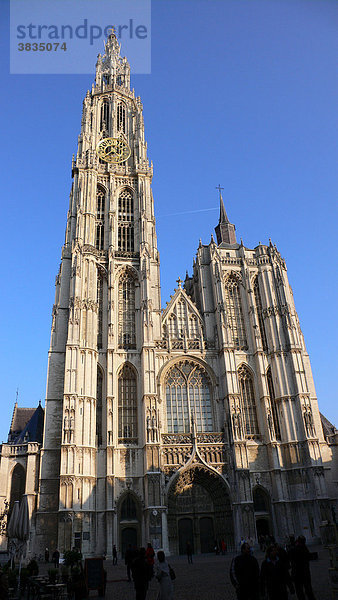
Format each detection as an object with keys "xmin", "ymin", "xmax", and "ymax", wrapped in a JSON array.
[
  {"xmin": 289, "ymin": 536, "xmax": 316, "ymax": 600},
  {"xmin": 260, "ymin": 544, "xmax": 295, "ymax": 600},
  {"xmin": 131, "ymin": 547, "xmax": 152, "ymax": 600},
  {"xmin": 230, "ymin": 542, "xmax": 260, "ymax": 600},
  {"xmin": 125, "ymin": 544, "xmax": 135, "ymax": 581}
]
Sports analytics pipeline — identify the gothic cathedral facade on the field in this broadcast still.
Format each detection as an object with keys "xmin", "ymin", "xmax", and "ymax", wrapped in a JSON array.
[{"xmin": 2, "ymin": 32, "xmax": 337, "ymax": 558}]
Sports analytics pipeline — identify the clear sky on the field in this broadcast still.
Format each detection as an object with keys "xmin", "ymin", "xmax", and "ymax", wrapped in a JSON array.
[{"xmin": 0, "ymin": 0, "xmax": 337, "ymax": 443}]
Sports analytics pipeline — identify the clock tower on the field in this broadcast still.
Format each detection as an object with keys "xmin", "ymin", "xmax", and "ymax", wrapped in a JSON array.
[{"xmin": 35, "ymin": 30, "xmax": 162, "ymax": 555}]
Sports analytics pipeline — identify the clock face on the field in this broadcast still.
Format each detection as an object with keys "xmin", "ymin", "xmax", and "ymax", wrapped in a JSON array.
[{"xmin": 96, "ymin": 137, "xmax": 131, "ymax": 163}]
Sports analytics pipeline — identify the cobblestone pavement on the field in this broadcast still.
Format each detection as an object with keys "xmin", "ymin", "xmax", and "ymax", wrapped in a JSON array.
[{"xmin": 39, "ymin": 546, "xmax": 334, "ymax": 600}]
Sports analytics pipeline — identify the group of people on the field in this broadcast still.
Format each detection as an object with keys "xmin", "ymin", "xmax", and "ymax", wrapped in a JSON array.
[
  {"xmin": 44, "ymin": 547, "xmax": 60, "ymax": 567},
  {"xmin": 231, "ymin": 536, "xmax": 316, "ymax": 600},
  {"xmin": 124, "ymin": 543, "xmax": 174, "ymax": 600}
]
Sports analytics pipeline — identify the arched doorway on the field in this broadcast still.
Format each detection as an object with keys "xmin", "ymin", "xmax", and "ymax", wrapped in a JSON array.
[
  {"xmin": 167, "ymin": 466, "xmax": 233, "ymax": 555},
  {"xmin": 119, "ymin": 493, "xmax": 141, "ymax": 556},
  {"xmin": 253, "ymin": 487, "xmax": 273, "ymax": 539}
]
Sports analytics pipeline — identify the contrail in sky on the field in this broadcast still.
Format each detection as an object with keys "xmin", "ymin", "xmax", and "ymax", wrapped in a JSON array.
[{"xmin": 157, "ymin": 207, "xmax": 218, "ymax": 218}]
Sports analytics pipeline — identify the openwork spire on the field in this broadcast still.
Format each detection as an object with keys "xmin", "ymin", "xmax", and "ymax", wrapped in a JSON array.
[
  {"xmin": 214, "ymin": 185, "xmax": 237, "ymax": 245},
  {"xmin": 95, "ymin": 28, "xmax": 130, "ymax": 90}
]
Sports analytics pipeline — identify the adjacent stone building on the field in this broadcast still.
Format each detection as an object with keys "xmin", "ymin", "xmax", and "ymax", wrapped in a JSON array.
[{"xmin": 1, "ymin": 32, "xmax": 337, "ymax": 558}]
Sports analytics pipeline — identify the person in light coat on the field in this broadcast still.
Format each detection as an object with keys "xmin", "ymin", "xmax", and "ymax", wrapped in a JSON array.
[{"xmin": 155, "ymin": 550, "xmax": 174, "ymax": 600}]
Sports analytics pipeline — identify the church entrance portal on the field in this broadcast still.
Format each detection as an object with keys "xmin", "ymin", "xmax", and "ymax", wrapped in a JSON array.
[
  {"xmin": 167, "ymin": 466, "xmax": 233, "ymax": 555},
  {"xmin": 121, "ymin": 527, "xmax": 137, "ymax": 557}
]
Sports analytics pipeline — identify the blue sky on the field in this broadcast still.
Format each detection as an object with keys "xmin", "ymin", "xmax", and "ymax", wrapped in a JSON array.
[{"xmin": 0, "ymin": 0, "xmax": 337, "ymax": 443}]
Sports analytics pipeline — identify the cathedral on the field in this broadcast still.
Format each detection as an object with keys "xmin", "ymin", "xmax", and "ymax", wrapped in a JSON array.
[{"xmin": 1, "ymin": 32, "xmax": 337, "ymax": 559}]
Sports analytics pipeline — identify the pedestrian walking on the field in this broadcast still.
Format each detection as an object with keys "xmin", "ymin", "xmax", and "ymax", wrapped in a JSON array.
[
  {"xmin": 125, "ymin": 544, "xmax": 135, "ymax": 581},
  {"xmin": 44, "ymin": 547, "xmax": 49, "ymax": 563},
  {"xmin": 131, "ymin": 547, "xmax": 152, "ymax": 600},
  {"xmin": 230, "ymin": 542, "xmax": 260, "ymax": 600},
  {"xmin": 260, "ymin": 544, "xmax": 295, "ymax": 600},
  {"xmin": 155, "ymin": 550, "xmax": 174, "ymax": 600},
  {"xmin": 289, "ymin": 536, "xmax": 316, "ymax": 600},
  {"xmin": 52, "ymin": 549, "xmax": 60, "ymax": 568},
  {"xmin": 186, "ymin": 541, "xmax": 193, "ymax": 564},
  {"xmin": 113, "ymin": 544, "xmax": 118, "ymax": 565},
  {"xmin": 146, "ymin": 542, "xmax": 155, "ymax": 578}
]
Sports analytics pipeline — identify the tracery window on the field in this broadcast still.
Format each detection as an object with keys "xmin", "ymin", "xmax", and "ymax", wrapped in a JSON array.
[
  {"xmin": 121, "ymin": 494, "xmax": 137, "ymax": 519},
  {"xmin": 166, "ymin": 361, "xmax": 213, "ymax": 433},
  {"xmin": 238, "ymin": 365, "xmax": 259, "ymax": 437},
  {"xmin": 118, "ymin": 271, "xmax": 136, "ymax": 349},
  {"xmin": 96, "ymin": 367, "xmax": 103, "ymax": 446},
  {"xmin": 117, "ymin": 103, "xmax": 126, "ymax": 133},
  {"xmin": 118, "ymin": 189, "xmax": 134, "ymax": 253},
  {"xmin": 118, "ymin": 365, "xmax": 138, "ymax": 442},
  {"xmin": 95, "ymin": 187, "xmax": 105, "ymax": 250},
  {"xmin": 267, "ymin": 367, "xmax": 281, "ymax": 441},
  {"xmin": 254, "ymin": 277, "xmax": 268, "ymax": 352},
  {"xmin": 224, "ymin": 275, "xmax": 247, "ymax": 350},
  {"xmin": 100, "ymin": 99, "xmax": 109, "ymax": 132}
]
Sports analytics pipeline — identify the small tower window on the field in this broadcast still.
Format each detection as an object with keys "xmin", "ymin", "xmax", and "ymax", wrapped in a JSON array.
[
  {"xmin": 238, "ymin": 365, "xmax": 259, "ymax": 437},
  {"xmin": 224, "ymin": 275, "xmax": 247, "ymax": 350},
  {"xmin": 254, "ymin": 277, "xmax": 268, "ymax": 352},
  {"xmin": 100, "ymin": 99, "xmax": 109, "ymax": 133},
  {"xmin": 118, "ymin": 365, "xmax": 138, "ymax": 442},
  {"xmin": 118, "ymin": 270, "xmax": 136, "ymax": 349},
  {"xmin": 118, "ymin": 189, "xmax": 134, "ymax": 253},
  {"xmin": 117, "ymin": 103, "xmax": 126, "ymax": 133},
  {"xmin": 95, "ymin": 187, "xmax": 105, "ymax": 250},
  {"xmin": 97, "ymin": 272, "xmax": 103, "ymax": 349},
  {"xmin": 267, "ymin": 367, "xmax": 281, "ymax": 441},
  {"xmin": 96, "ymin": 366, "xmax": 103, "ymax": 446}
]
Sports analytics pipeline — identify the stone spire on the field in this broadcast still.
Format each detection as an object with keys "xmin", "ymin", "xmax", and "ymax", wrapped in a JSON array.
[{"xmin": 214, "ymin": 185, "xmax": 236, "ymax": 245}]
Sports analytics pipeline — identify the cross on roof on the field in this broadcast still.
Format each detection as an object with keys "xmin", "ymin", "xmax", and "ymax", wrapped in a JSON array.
[
  {"xmin": 216, "ymin": 184, "xmax": 224, "ymax": 197},
  {"xmin": 176, "ymin": 277, "xmax": 182, "ymax": 288}
]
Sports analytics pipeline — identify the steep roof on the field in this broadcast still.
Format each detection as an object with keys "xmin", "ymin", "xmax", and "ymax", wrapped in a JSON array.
[
  {"xmin": 8, "ymin": 403, "xmax": 44, "ymax": 444},
  {"xmin": 320, "ymin": 413, "xmax": 337, "ymax": 439}
]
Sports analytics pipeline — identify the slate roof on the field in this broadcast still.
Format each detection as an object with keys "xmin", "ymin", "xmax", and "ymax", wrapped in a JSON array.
[
  {"xmin": 320, "ymin": 412, "xmax": 337, "ymax": 439},
  {"xmin": 8, "ymin": 402, "xmax": 44, "ymax": 444}
]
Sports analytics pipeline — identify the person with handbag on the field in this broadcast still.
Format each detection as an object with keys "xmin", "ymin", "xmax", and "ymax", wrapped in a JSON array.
[{"xmin": 155, "ymin": 550, "xmax": 174, "ymax": 600}]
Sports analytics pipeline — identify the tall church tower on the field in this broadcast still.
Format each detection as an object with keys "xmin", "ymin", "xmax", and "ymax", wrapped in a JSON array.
[
  {"xmin": 35, "ymin": 31, "xmax": 162, "ymax": 555},
  {"xmin": 33, "ymin": 33, "xmax": 337, "ymax": 559}
]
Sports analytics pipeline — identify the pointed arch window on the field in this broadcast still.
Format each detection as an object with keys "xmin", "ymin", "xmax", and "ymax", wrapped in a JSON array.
[
  {"xmin": 118, "ymin": 365, "xmax": 137, "ymax": 442},
  {"xmin": 96, "ymin": 187, "xmax": 105, "ymax": 250},
  {"xmin": 121, "ymin": 494, "xmax": 137, "ymax": 520},
  {"xmin": 100, "ymin": 99, "xmax": 109, "ymax": 133},
  {"xmin": 238, "ymin": 365, "xmax": 259, "ymax": 437},
  {"xmin": 117, "ymin": 103, "xmax": 126, "ymax": 133},
  {"xmin": 96, "ymin": 367, "xmax": 103, "ymax": 446},
  {"xmin": 118, "ymin": 271, "xmax": 136, "ymax": 349},
  {"xmin": 254, "ymin": 277, "xmax": 268, "ymax": 352},
  {"xmin": 118, "ymin": 189, "xmax": 134, "ymax": 253},
  {"xmin": 10, "ymin": 464, "xmax": 26, "ymax": 509},
  {"xmin": 166, "ymin": 361, "xmax": 213, "ymax": 433},
  {"xmin": 267, "ymin": 368, "xmax": 281, "ymax": 441},
  {"xmin": 224, "ymin": 275, "xmax": 247, "ymax": 350}
]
